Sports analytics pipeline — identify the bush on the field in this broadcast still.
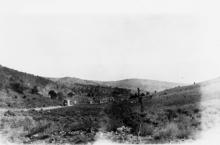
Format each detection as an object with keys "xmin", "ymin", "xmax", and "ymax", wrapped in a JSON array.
[
  {"xmin": 104, "ymin": 117, "xmax": 123, "ymax": 132},
  {"xmin": 4, "ymin": 110, "xmax": 16, "ymax": 117},
  {"xmin": 31, "ymin": 86, "xmax": 38, "ymax": 94},
  {"xmin": 26, "ymin": 120, "xmax": 51, "ymax": 138},
  {"xmin": 57, "ymin": 92, "xmax": 64, "ymax": 101},
  {"xmin": 10, "ymin": 83, "xmax": 25, "ymax": 94},
  {"xmin": 153, "ymin": 122, "xmax": 190, "ymax": 141},
  {"xmin": 103, "ymin": 101, "xmax": 140, "ymax": 133},
  {"xmin": 154, "ymin": 122, "xmax": 179, "ymax": 140},
  {"xmin": 139, "ymin": 123, "xmax": 154, "ymax": 136},
  {"xmin": 48, "ymin": 90, "xmax": 57, "ymax": 100},
  {"xmin": 104, "ymin": 101, "xmax": 134, "ymax": 120},
  {"xmin": 67, "ymin": 92, "xmax": 74, "ymax": 98},
  {"xmin": 115, "ymin": 126, "xmax": 132, "ymax": 142}
]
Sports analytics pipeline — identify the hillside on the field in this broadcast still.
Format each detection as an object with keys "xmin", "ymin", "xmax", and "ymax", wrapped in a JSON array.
[
  {"xmin": 50, "ymin": 77, "xmax": 100, "ymax": 86},
  {"xmin": 0, "ymin": 73, "xmax": 207, "ymax": 144},
  {"xmin": 0, "ymin": 65, "xmax": 132, "ymax": 108},
  {"xmin": 1, "ymin": 65, "xmax": 220, "ymax": 144},
  {"xmin": 1, "ymin": 63, "xmax": 219, "ymax": 110},
  {"xmin": 0, "ymin": 65, "xmax": 72, "ymax": 108},
  {"xmin": 52, "ymin": 77, "xmax": 184, "ymax": 92}
]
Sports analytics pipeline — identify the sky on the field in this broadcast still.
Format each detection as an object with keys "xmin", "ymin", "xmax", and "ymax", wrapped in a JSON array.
[{"xmin": 0, "ymin": 0, "xmax": 220, "ymax": 83}]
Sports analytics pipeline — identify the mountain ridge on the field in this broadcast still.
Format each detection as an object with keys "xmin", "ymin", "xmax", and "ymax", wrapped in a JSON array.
[{"xmin": 51, "ymin": 77, "xmax": 186, "ymax": 92}]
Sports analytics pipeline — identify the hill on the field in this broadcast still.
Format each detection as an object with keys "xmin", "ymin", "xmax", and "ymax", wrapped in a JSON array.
[
  {"xmin": 0, "ymin": 65, "xmax": 131, "ymax": 108},
  {"xmin": 1, "ymin": 63, "xmax": 219, "ymax": 110},
  {"xmin": 1, "ymin": 65, "xmax": 220, "ymax": 144},
  {"xmin": 101, "ymin": 78, "xmax": 185, "ymax": 92},
  {"xmin": 52, "ymin": 77, "xmax": 184, "ymax": 92},
  {"xmin": 150, "ymin": 76, "xmax": 220, "ymax": 107},
  {"xmin": 0, "ymin": 65, "xmax": 73, "ymax": 108},
  {"xmin": 50, "ymin": 77, "xmax": 100, "ymax": 86},
  {"xmin": 0, "ymin": 74, "xmax": 206, "ymax": 144}
]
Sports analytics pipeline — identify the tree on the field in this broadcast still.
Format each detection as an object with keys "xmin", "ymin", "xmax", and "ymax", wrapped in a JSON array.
[
  {"xmin": 31, "ymin": 86, "xmax": 38, "ymax": 94},
  {"xmin": 48, "ymin": 90, "xmax": 57, "ymax": 100},
  {"xmin": 137, "ymin": 88, "xmax": 144, "ymax": 113},
  {"xmin": 10, "ymin": 83, "xmax": 24, "ymax": 94},
  {"xmin": 57, "ymin": 92, "xmax": 64, "ymax": 101},
  {"xmin": 67, "ymin": 92, "xmax": 74, "ymax": 98},
  {"xmin": 146, "ymin": 91, "xmax": 150, "ymax": 96}
]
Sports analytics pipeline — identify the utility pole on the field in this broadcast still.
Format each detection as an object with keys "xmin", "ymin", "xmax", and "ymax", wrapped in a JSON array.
[
  {"xmin": 137, "ymin": 88, "xmax": 144, "ymax": 113},
  {"xmin": 137, "ymin": 88, "xmax": 144, "ymax": 143}
]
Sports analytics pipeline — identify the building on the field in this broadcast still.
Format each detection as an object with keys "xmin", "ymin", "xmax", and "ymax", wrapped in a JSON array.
[{"xmin": 63, "ymin": 99, "xmax": 71, "ymax": 106}]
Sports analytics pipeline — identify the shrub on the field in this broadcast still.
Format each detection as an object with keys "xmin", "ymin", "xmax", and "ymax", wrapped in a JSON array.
[
  {"xmin": 10, "ymin": 83, "xmax": 24, "ymax": 94},
  {"xmin": 57, "ymin": 92, "xmax": 64, "ymax": 101},
  {"xmin": 48, "ymin": 90, "xmax": 57, "ymax": 100},
  {"xmin": 67, "ymin": 92, "xmax": 74, "ymax": 98},
  {"xmin": 166, "ymin": 109, "xmax": 178, "ymax": 121},
  {"xmin": 115, "ymin": 126, "xmax": 132, "ymax": 142},
  {"xmin": 193, "ymin": 108, "xmax": 200, "ymax": 114},
  {"xmin": 26, "ymin": 120, "xmax": 51, "ymax": 138},
  {"xmin": 139, "ymin": 123, "xmax": 154, "ymax": 136},
  {"xmin": 153, "ymin": 122, "xmax": 178, "ymax": 140},
  {"xmin": 103, "ymin": 101, "xmax": 140, "ymax": 133},
  {"xmin": 31, "ymin": 86, "xmax": 38, "ymax": 94},
  {"xmin": 4, "ymin": 110, "xmax": 16, "ymax": 117},
  {"xmin": 104, "ymin": 117, "xmax": 123, "ymax": 132},
  {"xmin": 153, "ymin": 122, "xmax": 190, "ymax": 141}
]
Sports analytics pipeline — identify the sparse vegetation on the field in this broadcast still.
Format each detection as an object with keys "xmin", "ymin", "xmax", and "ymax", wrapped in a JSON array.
[
  {"xmin": 31, "ymin": 86, "xmax": 38, "ymax": 94},
  {"xmin": 48, "ymin": 90, "xmax": 57, "ymax": 100},
  {"xmin": 10, "ymin": 83, "xmax": 25, "ymax": 94},
  {"xmin": 67, "ymin": 92, "xmax": 74, "ymax": 97},
  {"xmin": 0, "ymin": 65, "xmax": 203, "ymax": 144}
]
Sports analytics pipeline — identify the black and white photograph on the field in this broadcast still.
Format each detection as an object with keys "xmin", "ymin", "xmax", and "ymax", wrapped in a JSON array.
[{"xmin": 0, "ymin": 0, "xmax": 220, "ymax": 145}]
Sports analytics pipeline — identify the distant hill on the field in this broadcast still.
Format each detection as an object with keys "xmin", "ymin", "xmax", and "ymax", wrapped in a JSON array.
[
  {"xmin": 50, "ymin": 77, "xmax": 100, "ymax": 86},
  {"xmin": 52, "ymin": 77, "xmax": 184, "ymax": 92},
  {"xmin": 100, "ymin": 79, "xmax": 185, "ymax": 92}
]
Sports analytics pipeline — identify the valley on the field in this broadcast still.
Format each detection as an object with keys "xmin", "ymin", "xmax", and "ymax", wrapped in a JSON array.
[{"xmin": 0, "ymin": 65, "xmax": 219, "ymax": 144}]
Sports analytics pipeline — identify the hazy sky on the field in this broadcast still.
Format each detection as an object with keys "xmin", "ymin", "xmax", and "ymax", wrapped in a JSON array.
[{"xmin": 0, "ymin": 0, "xmax": 220, "ymax": 83}]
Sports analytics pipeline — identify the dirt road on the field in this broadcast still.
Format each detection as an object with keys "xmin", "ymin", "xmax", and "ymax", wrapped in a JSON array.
[{"xmin": 0, "ymin": 105, "xmax": 67, "ymax": 113}]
